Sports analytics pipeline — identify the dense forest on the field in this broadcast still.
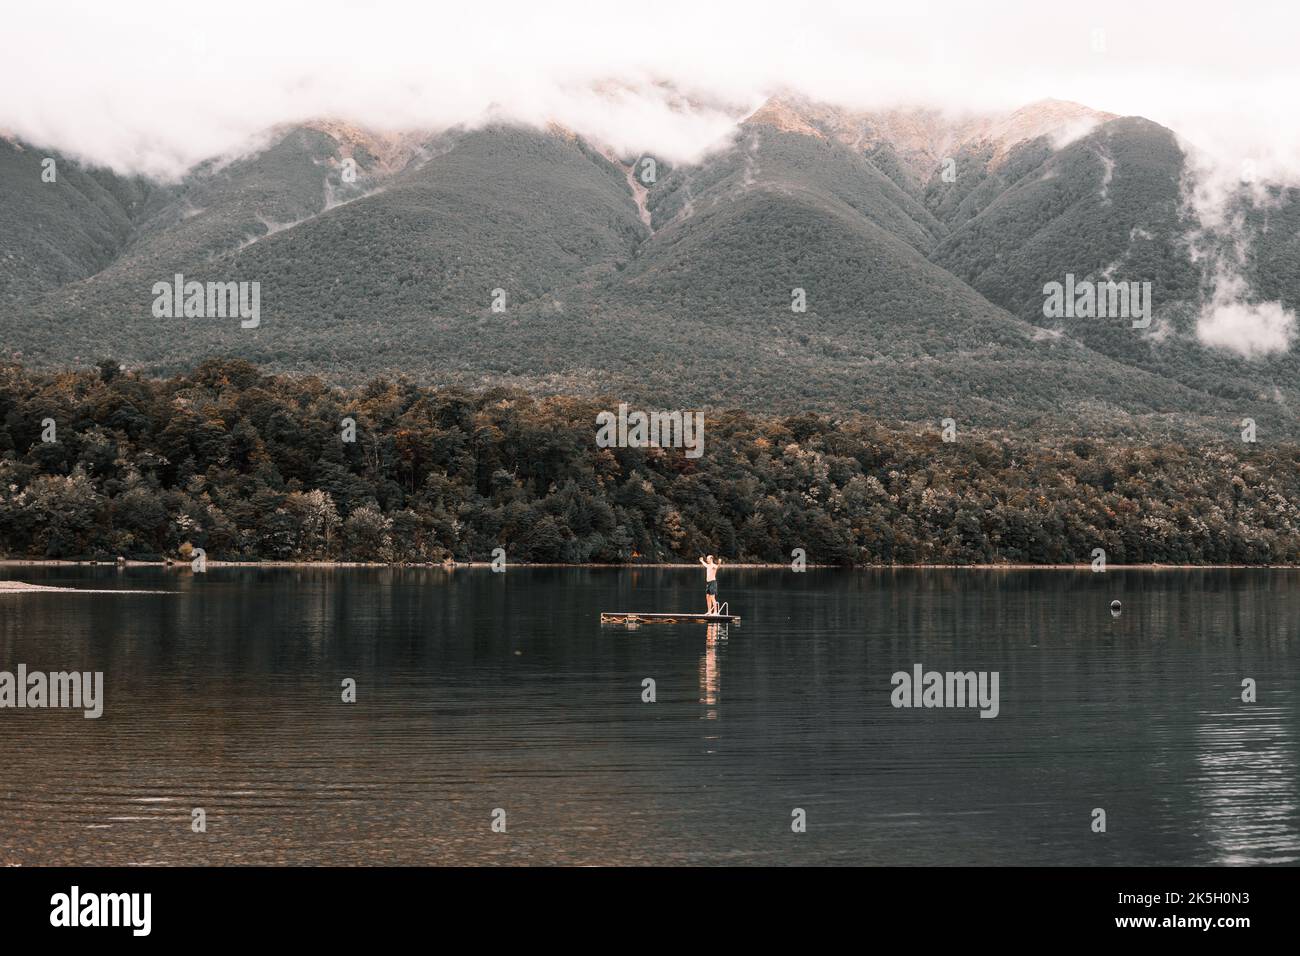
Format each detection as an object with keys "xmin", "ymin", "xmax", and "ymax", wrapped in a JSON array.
[{"xmin": 2, "ymin": 360, "xmax": 1298, "ymax": 565}]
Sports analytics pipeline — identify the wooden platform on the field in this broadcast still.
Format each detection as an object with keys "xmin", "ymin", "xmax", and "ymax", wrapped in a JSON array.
[{"xmin": 600, "ymin": 611, "xmax": 740, "ymax": 625}]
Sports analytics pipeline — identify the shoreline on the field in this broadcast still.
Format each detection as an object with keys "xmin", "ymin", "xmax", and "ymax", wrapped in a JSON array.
[
  {"xmin": 0, "ymin": 581, "xmax": 172, "ymax": 594},
  {"xmin": 2, "ymin": 559, "xmax": 1298, "ymax": 571}
]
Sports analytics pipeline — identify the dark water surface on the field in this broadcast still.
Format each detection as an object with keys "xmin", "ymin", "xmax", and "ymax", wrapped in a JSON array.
[{"xmin": 1, "ymin": 566, "xmax": 1297, "ymax": 865}]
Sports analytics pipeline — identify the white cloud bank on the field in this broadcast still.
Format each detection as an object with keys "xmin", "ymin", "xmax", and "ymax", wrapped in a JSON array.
[
  {"xmin": 1197, "ymin": 269, "xmax": 1297, "ymax": 358},
  {"xmin": 1181, "ymin": 143, "xmax": 1298, "ymax": 359},
  {"xmin": 3, "ymin": 0, "xmax": 1300, "ymax": 181}
]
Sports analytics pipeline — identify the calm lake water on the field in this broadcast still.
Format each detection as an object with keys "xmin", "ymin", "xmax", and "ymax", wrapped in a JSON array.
[{"xmin": 1, "ymin": 566, "xmax": 1297, "ymax": 866}]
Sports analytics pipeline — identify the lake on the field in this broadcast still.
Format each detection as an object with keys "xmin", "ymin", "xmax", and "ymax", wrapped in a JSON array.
[{"xmin": 1, "ymin": 565, "xmax": 1297, "ymax": 865}]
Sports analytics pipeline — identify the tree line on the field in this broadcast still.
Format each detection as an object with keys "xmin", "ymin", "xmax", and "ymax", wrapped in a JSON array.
[{"xmin": 1, "ymin": 359, "xmax": 1298, "ymax": 565}]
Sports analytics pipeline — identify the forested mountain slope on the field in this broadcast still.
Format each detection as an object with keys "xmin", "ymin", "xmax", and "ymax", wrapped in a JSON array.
[{"xmin": 2, "ymin": 98, "xmax": 1296, "ymax": 441}]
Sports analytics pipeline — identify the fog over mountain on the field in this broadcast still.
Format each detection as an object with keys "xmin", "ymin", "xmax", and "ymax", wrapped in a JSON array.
[{"xmin": 3, "ymin": 0, "xmax": 1299, "ymax": 181}]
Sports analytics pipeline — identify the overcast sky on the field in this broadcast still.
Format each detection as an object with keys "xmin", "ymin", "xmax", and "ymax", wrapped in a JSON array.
[{"xmin": 2, "ymin": 0, "xmax": 1298, "ymax": 180}]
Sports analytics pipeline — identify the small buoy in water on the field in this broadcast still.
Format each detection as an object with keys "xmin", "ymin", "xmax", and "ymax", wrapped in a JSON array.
[{"xmin": 1110, "ymin": 599, "xmax": 1122, "ymax": 618}]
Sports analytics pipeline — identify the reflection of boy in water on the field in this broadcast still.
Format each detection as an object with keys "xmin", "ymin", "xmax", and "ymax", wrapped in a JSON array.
[
  {"xmin": 699, "ymin": 555, "xmax": 721, "ymax": 614},
  {"xmin": 701, "ymin": 622, "xmax": 723, "ymax": 709}
]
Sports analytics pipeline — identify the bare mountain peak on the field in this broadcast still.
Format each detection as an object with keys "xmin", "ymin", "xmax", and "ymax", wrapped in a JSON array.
[
  {"xmin": 742, "ymin": 94, "xmax": 1122, "ymax": 176},
  {"xmin": 292, "ymin": 119, "xmax": 432, "ymax": 174},
  {"xmin": 742, "ymin": 96, "xmax": 826, "ymax": 138},
  {"xmin": 982, "ymin": 99, "xmax": 1117, "ymax": 156}
]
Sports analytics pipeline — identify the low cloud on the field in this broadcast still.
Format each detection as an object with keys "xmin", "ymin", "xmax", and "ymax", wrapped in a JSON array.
[
  {"xmin": 1180, "ymin": 142, "xmax": 1297, "ymax": 358},
  {"xmin": 3, "ymin": 0, "xmax": 1300, "ymax": 184},
  {"xmin": 1049, "ymin": 117, "xmax": 1106, "ymax": 151},
  {"xmin": 1197, "ymin": 269, "xmax": 1296, "ymax": 358}
]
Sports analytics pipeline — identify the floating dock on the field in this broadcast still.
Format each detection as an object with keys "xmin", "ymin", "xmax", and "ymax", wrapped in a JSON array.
[{"xmin": 600, "ymin": 611, "xmax": 740, "ymax": 625}]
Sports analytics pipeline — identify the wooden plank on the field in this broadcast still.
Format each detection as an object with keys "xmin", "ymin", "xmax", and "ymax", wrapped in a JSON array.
[{"xmin": 600, "ymin": 612, "xmax": 740, "ymax": 625}]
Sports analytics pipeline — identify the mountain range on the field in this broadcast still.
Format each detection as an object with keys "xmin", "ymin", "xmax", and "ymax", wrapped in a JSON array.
[{"xmin": 2, "ymin": 95, "xmax": 1298, "ymax": 441}]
